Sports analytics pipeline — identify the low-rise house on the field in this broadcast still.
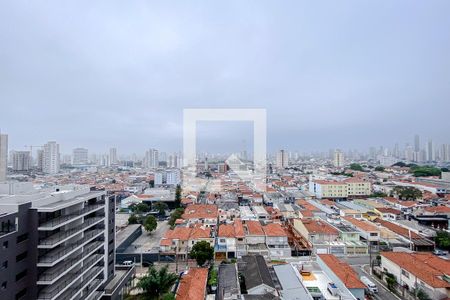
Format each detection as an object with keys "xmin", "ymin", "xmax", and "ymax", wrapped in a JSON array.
[
  {"xmin": 263, "ymin": 223, "xmax": 291, "ymax": 258},
  {"xmin": 375, "ymin": 218, "xmax": 434, "ymax": 251},
  {"xmin": 380, "ymin": 252, "xmax": 450, "ymax": 300},
  {"xmin": 238, "ymin": 255, "xmax": 277, "ymax": 296},
  {"xmin": 160, "ymin": 225, "xmax": 213, "ymax": 259},
  {"xmin": 218, "ymin": 202, "xmax": 240, "ymax": 222},
  {"xmin": 182, "ymin": 204, "xmax": 218, "ymax": 228},
  {"xmin": 374, "ymin": 207, "xmax": 402, "ymax": 221},
  {"xmin": 252, "ymin": 205, "xmax": 270, "ymax": 221},
  {"xmin": 383, "ymin": 197, "xmax": 417, "ymax": 214},
  {"xmin": 176, "ymin": 268, "xmax": 208, "ymax": 300},
  {"xmin": 216, "ymin": 219, "xmax": 245, "ymax": 260},
  {"xmin": 217, "ymin": 264, "xmax": 240, "ymax": 300},
  {"xmin": 243, "ymin": 220, "xmax": 269, "ymax": 257},
  {"xmin": 333, "ymin": 223, "xmax": 368, "ymax": 255},
  {"xmin": 342, "ymin": 216, "xmax": 380, "ymax": 248},
  {"xmin": 317, "ymin": 254, "xmax": 366, "ymax": 300},
  {"xmin": 293, "ymin": 219, "xmax": 342, "ymax": 255}
]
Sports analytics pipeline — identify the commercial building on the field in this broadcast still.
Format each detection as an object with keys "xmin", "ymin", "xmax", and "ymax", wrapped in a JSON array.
[
  {"xmin": 0, "ymin": 185, "xmax": 116, "ymax": 300},
  {"xmin": 144, "ymin": 149, "xmax": 159, "ymax": 169},
  {"xmin": 109, "ymin": 148, "xmax": 117, "ymax": 165}
]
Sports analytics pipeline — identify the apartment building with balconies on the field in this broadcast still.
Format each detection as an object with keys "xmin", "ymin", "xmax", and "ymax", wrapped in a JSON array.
[{"xmin": 0, "ymin": 184, "xmax": 115, "ymax": 300}]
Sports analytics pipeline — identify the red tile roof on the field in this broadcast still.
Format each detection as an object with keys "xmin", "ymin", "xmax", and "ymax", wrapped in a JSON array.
[
  {"xmin": 301, "ymin": 219, "xmax": 338, "ymax": 235},
  {"xmin": 343, "ymin": 216, "xmax": 379, "ymax": 232},
  {"xmin": 375, "ymin": 219, "xmax": 421, "ymax": 239},
  {"xmin": 245, "ymin": 220, "xmax": 265, "ymax": 236},
  {"xmin": 182, "ymin": 204, "xmax": 218, "ymax": 219},
  {"xmin": 318, "ymin": 254, "xmax": 365, "ymax": 289},
  {"xmin": 381, "ymin": 252, "xmax": 450, "ymax": 288},
  {"xmin": 263, "ymin": 223, "xmax": 287, "ymax": 237},
  {"xmin": 176, "ymin": 268, "xmax": 208, "ymax": 300}
]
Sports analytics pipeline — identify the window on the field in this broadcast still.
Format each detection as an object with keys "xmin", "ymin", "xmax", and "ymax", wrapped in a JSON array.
[
  {"xmin": 2, "ymin": 241, "xmax": 7, "ymax": 249},
  {"xmin": 2, "ymin": 261, "xmax": 7, "ymax": 269},
  {"xmin": 15, "ymin": 270, "xmax": 27, "ymax": 282},
  {"xmin": 16, "ymin": 251, "xmax": 27, "ymax": 263},
  {"xmin": 370, "ymin": 233, "xmax": 378, "ymax": 236},
  {"xmin": 16, "ymin": 233, "xmax": 28, "ymax": 244},
  {"xmin": 1, "ymin": 281, "xmax": 6, "ymax": 290},
  {"xmin": 15, "ymin": 288, "xmax": 26, "ymax": 300},
  {"xmin": 401, "ymin": 269, "xmax": 410, "ymax": 279},
  {"xmin": 219, "ymin": 239, "xmax": 225, "ymax": 243}
]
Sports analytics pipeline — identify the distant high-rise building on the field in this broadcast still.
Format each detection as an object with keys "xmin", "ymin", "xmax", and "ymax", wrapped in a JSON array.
[
  {"xmin": 414, "ymin": 134, "xmax": 420, "ymax": 152},
  {"xmin": 42, "ymin": 141, "xmax": 60, "ymax": 174},
  {"xmin": 427, "ymin": 139, "xmax": 435, "ymax": 162},
  {"xmin": 333, "ymin": 149, "xmax": 345, "ymax": 168},
  {"xmin": 0, "ymin": 133, "xmax": 8, "ymax": 181},
  {"xmin": 276, "ymin": 150, "xmax": 289, "ymax": 169},
  {"xmin": 12, "ymin": 151, "xmax": 31, "ymax": 171},
  {"xmin": 36, "ymin": 149, "xmax": 44, "ymax": 171},
  {"xmin": 73, "ymin": 148, "xmax": 88, "ymax": 165},
  {"xmin": 145, "ymin": 148, "xmax": 159, "ymax": 168},
  {"xmin": 109, "ymin": 147, "xmax": 118, "ymax": 165},
  {"xmin": 101, "ymin": 154, "xmax": 110, "ymax": 167}
]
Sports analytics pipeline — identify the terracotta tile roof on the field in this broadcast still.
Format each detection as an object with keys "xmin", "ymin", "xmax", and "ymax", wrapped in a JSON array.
[
  {"xmin": 343, "ymin": 216, "xmax": 379, "ymax": 232},
  {"xmin": 218, "ymin": 224, "xmax": 235, "ymax": 238},
  {"xmin": 318, "ymin": 254, "xmax": 365, "ymax": 289},
  {"xmin": 263, "ymin": 223, "xmax": 287, "ymax": 237},
  {"xmin": 176, "ymin": 268, "xmax": 208, "ymax": 300},
  {"xmin": 245, "ymin": 220, "xmax": 265, "ymax": 236},
  {"xmin": 424, "ymin": 206, "xmax": 450, "ymax": 213},
  {"xmin": 375, "ymin": 219, "xmax": 421, "ymax": 239},
  {"xmin": 234, "ymin": 219, "xmax": 245, "ymax": 238},
  {"xmin": 376, "ymin": 207, "xmax": 402, "ymax": 215},
  {"xmin": 301, "ymin": 219, "xmax": 338, "ymax": 235},
  {"xmin": 190, "ymin": 226, "xmax": 211, "ymax": 239},
  {"xmin": 218, "ymin": 219, "xmax": 245, "ymax": 238},
  {"xmin": 182, "ymin": 204, "xmax": 218, "ymax": 219},
  {"xmin": 381, "ymin": 252, "xmax": 450, "ymax": 288}
]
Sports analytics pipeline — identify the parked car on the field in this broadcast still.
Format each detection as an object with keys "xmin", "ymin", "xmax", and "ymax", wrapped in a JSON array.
[
  {"xmin": 433, "ymin": 249, "xmax": 447, "ymax": 256},
  {"xmin": 360, "ymin": 276, "xmax": 378, "ymax": 294}
]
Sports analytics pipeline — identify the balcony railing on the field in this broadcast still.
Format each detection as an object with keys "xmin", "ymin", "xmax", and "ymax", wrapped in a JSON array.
[
  {"xmin": 37, "ymin": 255, "xmax": 103, "ymax": 300},
  {"xmin": 38, "ymin": 230, "xmax": 103, "ymax": 265},
  {"xmin": 38, "ymin": 216, "xmax": 104, "ymax": 248},
  {"xmin": 59, "ymin": 266, "xmax": 103, "ymax": 300},
  {"xmin": 38, "ymin": 241, "xmax": 103, "ymax": 283},
  {"xmin": 38, "ymin": 204, "xmax": 105, "ymax": 230}
]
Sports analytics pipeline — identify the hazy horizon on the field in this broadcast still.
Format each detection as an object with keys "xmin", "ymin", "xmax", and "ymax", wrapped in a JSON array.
[{"xmin": 1, "ymin": 1, "xmax": 450, "ymax": 154}]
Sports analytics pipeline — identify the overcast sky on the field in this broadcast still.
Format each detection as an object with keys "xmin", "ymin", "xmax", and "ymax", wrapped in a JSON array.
[{"xmin": 1, "ymin": 1, "xmax": 450, "ymax": 155}]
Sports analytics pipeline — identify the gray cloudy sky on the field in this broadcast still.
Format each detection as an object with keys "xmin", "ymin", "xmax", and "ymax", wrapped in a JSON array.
[{"xmin": 1, "ymin": 1, "xmax": 450, "ymax": 155}]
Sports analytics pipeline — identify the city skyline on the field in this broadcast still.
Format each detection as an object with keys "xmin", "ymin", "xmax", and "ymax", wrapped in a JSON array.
[{"xmin": 1, "ymin": 1, "xmax": 450, "ymax": 153}]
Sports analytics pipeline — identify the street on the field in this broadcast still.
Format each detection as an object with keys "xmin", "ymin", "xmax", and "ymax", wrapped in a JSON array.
[
  {"xmin": 341, "ymin": 256, "xmax": 401, "ymax": 300},
  {"xmin": 123, "ymin": 221, "xmax": 170, "ymax": 253}
]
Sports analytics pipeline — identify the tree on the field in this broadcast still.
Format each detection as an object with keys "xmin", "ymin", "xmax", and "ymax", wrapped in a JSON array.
[
  {"xmin": 128, "ymin": 214, "xmax": 139, "ymax": 224},
  {"xmin": 137, "ymin": 265, "xmax": 178, "ymax": 299},
  {"xmin": 161, "ymin": 293, "xmax": 176, "ymax": 300},
  {"xmin": 417, "ymin": 289, "xmax": 432, "ymax": 300},
  {"xmin": 190, "ymin": 241, "xmax": 214, "ymax": 266},
  {"xmin": 370, "ymin": 191, "xmax": 387, "ymax": 198},
  {"xmin": 375, "ymin": 166, "xmax": 385, "ymax": 172},
  {"xmin": 435, "ymin": 230, "xmax": 450, "ymax": 249},
  {"xmin": 130, "ymin": 202, "xmax": 150, "ymax": 214},
  {"xmin": 410, "ymin": 165, "xmax": 441, "ymax": 177},
  {"xmin": 175, "ymin": 185, "xmax": 182, "ymax": 208},
  {"xmin": 144, "ymin": 215, "xmax": 157, "ymax": 233},
  {"xmin": 153, "ymin": 202, "xmax": 168, "ymax": 216},
  {"xmin": 349, "ymin": 163, "xmax": 364, "ymax": 171},
  {"xmin": 168, "ymin": 208, "xmax": 184, "ymax": 228},
  {"xmin": 393, "ymin": 186, "xmax": 422, "ymax": 200}
]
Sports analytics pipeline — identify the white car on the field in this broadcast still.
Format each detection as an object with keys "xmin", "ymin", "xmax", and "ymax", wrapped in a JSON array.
[{"xmin": 360, "ymin": 276, "xmax": 378, "ymax": 294}]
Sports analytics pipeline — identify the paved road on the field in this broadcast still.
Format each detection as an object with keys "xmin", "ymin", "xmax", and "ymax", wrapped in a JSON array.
[
  {"xmin": 123, "ymin": 221, "xmax": 170, "ymax": 253},
  {"xmin": 340, "ymin": 256, "xmax": 400, "ymax": 300}
]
